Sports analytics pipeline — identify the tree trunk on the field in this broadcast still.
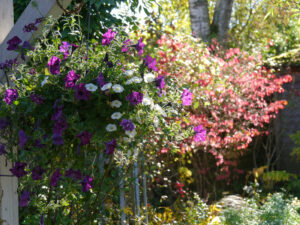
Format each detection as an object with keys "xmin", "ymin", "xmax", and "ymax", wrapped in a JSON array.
[
  {"xmin": 188, "ymin": 0, "xmax": 211, "ymax": 41},
  {"xmin": 212, "ymin": 0, "xmax": 234, "ymax": 44}
]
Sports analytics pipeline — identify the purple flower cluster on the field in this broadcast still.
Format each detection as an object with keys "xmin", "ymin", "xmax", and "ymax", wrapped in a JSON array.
[
  {"xmin": 120, "ymin": 119, "xmax": 135, "ymax": 131},
  {"xmin": 0, "ymin": 144, "xmax": 7, "ymax": 155},
  {"xmin": 23, "ymin": 23, "xmax": 38, "ymax": 33},
  {"xmin": 32, "ymin": 166, "xmax": 45, "ymax": 180},
  {"xmin": 53, "ymin": 134, "xmax": 64, "ymax": 146},
  {"xmin": 102, "ymin": 29, "xmax": 116, "ymax": 46},
  {"xmin": 10, "ymin": 162, "xmax": 27, "ymax": 178},
  {"xmin": 65, "ymin": 169, "xmax": 82, "ymax": 181},
  {"xmin": 96, "ymin": 72, "xmax": 107, "ymax": 88},
  {"xmin": 121, "ymin": 39, "xmax": 132, "ymax": 53},
  {"xmin": 19, "ymin": 191, "xmax": 30, "ymax": 207},
  {"xmin": 81, "ymin": 175, "xmax": 93, "ymax": 192},
  {"xmin": 52, "ymin": 102, "xmax": 67, "ymax": 145},
  {"xmin": 194, "ymin": 125, "xmax": 206, "ymax": 142},
  {"xmin": 59, "ymin": 41, "xmax": 78, "ymax": 59},
  {"xmin": 7, "ymin": 36, "xmax": 22, "ymax": 51},
  {"xmin": 126, "ymin": 91, "xmax": 143, "ymax": 105},
  {"xmin": 75, "ymin": 83, "xmax": 91, "ymax": 101},
  {"xmin": 103, "ymin": 53, "xmax": 114, "ymax": 68},
  {"xmin": 64, "ymin": 70, "xmax": 80, "ymax": 89},
  {"xmin": 77, "ymin": 131, "xmax": 93, "ymax": 146},
  {"xmin": 155, "ymin": 76, "xmax": 165, "ymax": 90},
  {"xmin": 135, "ymin": 38, "xmax": 145, "ymax": 56},
  {"xmin": 19, "ymin": 130, "xmax": 28, "ymax": 149},
  {"xmin": 50, "ymin": 168, "xmax": 62, "ymax": 186},
  {"xmin": 30, "ymin": 93, "xmax": 44, "ymax": 104},
  {"xmin": 47, "ymin": 56, "xmax": 61, "ymax": 75},
  {"xmin": 4, "ymin": 89, "xmax": 18, "ymax": 105},
  {"xmin": 181, "ymin": 89, "xmax": 193, "ymax": 106},
  {"xmin": 105, "ymin": 139, "xmax": 117, "ymax": 155},
  {"xmin": 144, "ymin": 55, "xmax": 158, "ymax": 71}
]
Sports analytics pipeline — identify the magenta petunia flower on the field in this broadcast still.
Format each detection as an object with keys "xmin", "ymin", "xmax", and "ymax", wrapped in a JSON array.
[
  {"xmin": 126, "ymin": 91, "xmax": 143, "ymax": 105},
  {"xmin": 155, "ymin": 76, "xmax": 165, "ymax": 90},
  {"xmin": 47, "ymin": 56, "xmax": 61, "ymax": 75},
  {"xmin": 181, "ymin": 89, "xmax": 193, "ymax": 106},
  {"xmin": 135, "ymin": 38, "xmax": 145, "ymax": 56},
  {"xmin": 120, "ymin": 119, "xmax": 136, "ymax": 131},
  {"xmin": 121, "ymin": 39, "xmax": 132, "ymax": 53},
  {"xmin": 30, "ymin": 93, "xmax": 44, "ymax": 104},
  {"xmin": 194, "ymin": 125, "xmax": 206, "ymax": 142},
  {"xmin": 64, "ymin": 70, "xmax": 81, "ymax": 89},
  {"xmin": 4, "ymin": 89, "xmax": 18, "ymax": 105},
  {"xmin": 144, "ymin": 55, "xmax": 158, "ymax": 71},
  {"xmin": 102, "ymin": 29, "xmax": 116, "ymax": 46},
  {"xmin": 81, "ymin": 175, "xmax": 93, "ymax": 192}
]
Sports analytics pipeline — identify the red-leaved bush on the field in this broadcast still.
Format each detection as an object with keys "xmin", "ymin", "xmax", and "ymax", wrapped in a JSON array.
[{"xmin": 156, "ymin": 34, "xmax": 292, "ymax": 193}]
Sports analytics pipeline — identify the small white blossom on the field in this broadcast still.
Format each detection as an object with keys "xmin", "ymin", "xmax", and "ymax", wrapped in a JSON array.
[
  {"xmin": 125, "ymin": 79, "xmax": 133, "ymax": 85},
  {"xmin": 112, "ymin": 84, "xmax": 124, "ymax": 93},
  {"xmin": 131, "ymin": 76, "xmax": 143, "ymax": 83},
  {"xmin": 142, "ymin": 96, "xmax": 153, "ymax": 106},
  {"xmin": 111, "ymin": 100, "xmax": 122, "ymax": 108},
  {"xmin": 125, "ymin": 129, "xmax": 137, "ymax": 138},
  {"xmin": 153, "ymin": 116, "xmax": 159, "ymax": 127},
  {"xmin": 125, "ymin": 70, "xmax": 134, "ymax": 76},
  {"xmin": 144, "ymin": 73, "xmax": 155, "ymax": 83},
  {"xmin": 85, "ymin": 83, "xmax": 98, "ymax": 92},
  {"xmin": 154, "ymin": 104, "xmax": 167, "ymax": 117},
  {"xmin": 123, "ymin": 137, "xmax": 132, "ymax": 143},
  {"xmin": 101, "ymin": 82, "xmax": 112, "ymax": 91},
  {"xmin": 106, "ymin": 124, "xmax": 117, "ymax": 132},
  {"xmin": 111, "ymin": 112, "xmax": 122, "ymax": 120},
  {"xmin": 41, "ymin": 77, "xmax": 49, "ymax": 86}
]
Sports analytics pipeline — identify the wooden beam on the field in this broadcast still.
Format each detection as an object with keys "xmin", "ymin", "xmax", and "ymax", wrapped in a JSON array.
[{"xmin": 0, "ymin": 1, "xmax": 71, "ymax": 224}]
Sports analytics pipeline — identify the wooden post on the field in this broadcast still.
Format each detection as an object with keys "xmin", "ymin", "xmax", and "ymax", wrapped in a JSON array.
[{"xmin": 0, "ymin": 1, "xmax": 71, "ymax": 224}]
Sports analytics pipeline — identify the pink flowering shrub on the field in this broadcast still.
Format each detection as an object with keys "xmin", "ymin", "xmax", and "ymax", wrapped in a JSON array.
[{"xmin": 156, "ymin": 34, "xmax": 292, "ymax": 195}]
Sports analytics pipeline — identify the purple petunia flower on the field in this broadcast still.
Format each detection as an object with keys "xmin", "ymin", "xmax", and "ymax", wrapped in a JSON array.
[
  {"xmin": 135, "ymin": 38, "xmax": 145, "ymax": 56},
  {"xmin": 30, "ymin": 93, "xmax": 44, "ymax": 104},
  {"xmin": 53, "ymin": 116, "xmax": 68, "ymax": 135},
  {"xmin": 64, "ymin": 70, "xmax": 81, "ymax": 89},
  {"xmin": 0, "ymin": 144, "xmax": 7, "ymax": 155},
  {"xmin": 29, "ymin": 68, "xmax": 37, "ymax": 75},
  {"xmin": 144, "ymin": 55, "xmax": 158, "ymax": 71},
  {"xmin": 181, "ymin": 89, "xmax": 193, "ymax": 106},
  {"xmin": 4, "ymin": 89, "xmax": 18, "ymax": 105},
  {"xmin": 23, "ymin": 23, "xmax": 38, "ymax": 32},
  {"xmin": 10, "ymin": 162, "xmax": 27, "ymax": 178},
  {"xmin": 102, "ymin": 29, "xmax": 116, "ymax": 46},
  {"xmin": 126, "ymin": 91, "xmax": 143, "ymax": 105},
  {"xmin": 77, "ymin": 131, "xmax": 93, "ymax": 146},
  {"xmin": 32, "ymin": 166, "xmax": 45, "ymax": 180},
  {"xmin": 75, "ymin": 83, "xmax": 91, "ymax": 101},
  {"xmin": 155, "ymin": 76, "xmax": 165, "ymax": 90},
  {"xmin": 105, "ymin": 139, "xmax": 117, "ymax": 155},
  {"xmin": 120, "ymin": 119, "xmax": 136, "ymax": 131},
  {"xmin": 7, "ymin": 36, "xmax": 22, "ymax": 51},
  {"xmin": 96, "ymin": 72, "xmax": 107, "ymax": 87},
  {"xmin": 47, "ymin": 56, "xmax": 61, "ymax": 75},
  {"xmin": 65, "ymin": 169, "xmax": 82, "ymax": 181},
  {"xmin": 53, "ymin": 134, "xmax": 64, "ymax": 146},
  {"xmin": 19, "ymin": 190, "xmax": 30, "ymax": 207},
  {"xmin": 50, "ymin": 168, "xmax": 62, "ymax": 186},
  {"xmin": 0, "ymin": 117, "xmax": 9, "ymax": 130},
  {"xmin": 51, "ymin": 102, "xmax": 63, "ymax": 121},
  {"xmin": 40, "ymin": 214, "xmax": 44, "ymax": 225},
  {"xmin": 121, "ymin": 39, "xmax": 132, "ymax": 53},
  {"xmin": 194, "ymin": 125, "xmax": 206, "ymax": 142},
  {"xmin": 81, "ymin": 175, "xmax": 93, "ymax": 192},
  {"xmin": 19, "ymin": 130, "xmax": 28, "ymax": 149}
]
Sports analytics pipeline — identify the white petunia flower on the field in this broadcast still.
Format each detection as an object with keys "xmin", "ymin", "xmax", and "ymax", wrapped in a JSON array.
[
  {"xmin": 125, "ymin": 78, "xmax": 133, "ymax": 85},
  {"xmin": 153, "ymin": 116, "xmax": 159, "ymax": 127},
  {"xmin": 142, "ymin": 96, "xmax": 153, "ymax": 106},
  {"xmin": 41, "ymin": 77, "xmax": 49, "ymax": 87},
  {"xmin": 85, "ymin": 83, "xmax": 98, "ymax": 92},
  {"xmin": 131, "ymin": 76, "xmax": 143, "ymax": 83},
  {"xmin": 123, "ymin": 137, "xmax": 132, "ymax": 143},
  {"xmin": 106, "ymin": 124, "xmax": 117, "ymax": 132},
  {"xmin": 144, "ymin": 73, "xmax": 155, "ymax": 83},
  {"xmin": 111, "ymin": 112, "xmax": 122, "ymax": 120},
  {"xmin": 111, "ymin": 100, "xmax": 122, "ymax": 108},
  {"xmin": 125, "ymin": 129, "xmax": 137, "ymax": 138},
  {"xmin": 154, "ymin": 104, "xmax": 167, "ymax": 117},
  {"xmin": 101, "ymin": 82, "xmax": 112, "ymax": 91},
  {"xmin": 112, "ymin": 84, "xmax": 124, "ymax": 93},
  {"xmin": 125, "ymin": 70, "xmax": 134, "ymax": 76}
]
